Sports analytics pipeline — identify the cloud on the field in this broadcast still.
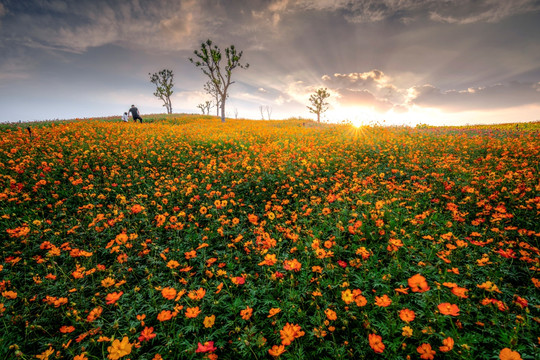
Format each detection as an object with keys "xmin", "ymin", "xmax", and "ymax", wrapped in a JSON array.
[
  {"xmin": 320, "ymin": 70, "xmax": 408, "ymax": 113},
  {"xmin": 410, "ymin": 82, "xmax": 540, "ymax": 111},
  {"xmin": 2, "ymin": 0, "xmax": 213, "ymax": 54},
  {"xmin": 287, "ymin": 68, "xmax": 540, "ymax": 116},
  {"xmin": 271, "ymin": 0, "xmax": 540, "ymax": 24},
  {"xmin": 429, "ymin": 0, "xmax": 540, "ymax": 24}
]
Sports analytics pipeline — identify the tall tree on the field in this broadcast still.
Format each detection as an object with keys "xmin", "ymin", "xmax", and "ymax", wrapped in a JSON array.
[
  {"xmin": 307, "ymin": 88, "xmax": 330, "ymax": 122},
  {"xmin": 149, "ymin": 69, "xmax": 174, "ymax": 114},
  {"xmin": 190, "ymin": 39, "xmax": 249, "ymax": 122}
]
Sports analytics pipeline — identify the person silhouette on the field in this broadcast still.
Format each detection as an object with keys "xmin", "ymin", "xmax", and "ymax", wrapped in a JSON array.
[{"xmin": 129, "ymin": 105, "xmax": 143, "ymax": 123}]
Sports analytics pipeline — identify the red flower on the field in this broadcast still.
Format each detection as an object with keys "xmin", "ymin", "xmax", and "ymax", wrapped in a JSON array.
[
  {"xmin": 138, "ymin": 327, "xmax": 157, "ymax": 342},
  {"xmin": 195, "ymin": 341, "xmax": 217, "ymax": 353}
]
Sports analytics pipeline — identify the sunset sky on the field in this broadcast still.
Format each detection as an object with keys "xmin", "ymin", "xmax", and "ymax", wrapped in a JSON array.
[{"xmin": 1, "ymin": 0, "xmax": 540, "ymax": 125}]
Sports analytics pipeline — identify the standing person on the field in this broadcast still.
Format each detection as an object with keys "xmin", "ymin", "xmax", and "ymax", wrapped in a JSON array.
[
  {"xmin": 129, "ymin": 105, "xmax": 143, "ymax": 123},
  {"xmin": 121, "ymin": 112, "xmax": 129, "ymax": 122}
]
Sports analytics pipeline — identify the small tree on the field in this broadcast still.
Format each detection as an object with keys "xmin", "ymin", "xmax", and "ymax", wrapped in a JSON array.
[
  {"xmin": 149, "ymin": 69, "xmax": 174, "ymax": 114},
  {"xmin": 266, "ymin": 106, "xmax": 272, "ymax": 121},
  {"xmin": 197, "ymin": 101, "xmax": 212, "ymax": 115},
  {"xmin": 204, "ymin": 81, "xmax": 221, "ymax": 117},
  {"xmin": 307, "ymin": 88, "xmax": 330, "ymax": 122},
  {"xmin": 190, "ymin": 39, "xmax": 249, "ymax": 122}
]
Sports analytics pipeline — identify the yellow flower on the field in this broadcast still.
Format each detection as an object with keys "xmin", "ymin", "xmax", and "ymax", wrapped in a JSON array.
[
  {"xmin": 204, "ymin": 315, "xmax": 216, "ymax": 328},
  {"xmin": 35, "ymin": 347, "xmax": 54, "ymax": 360},
  {"xmin": 402, "ymin": 326, "xmax": 413, "ymax": 337},
  {"xmin": 107, "ymin": 336, "xmax": 132, "ymax": 360}
]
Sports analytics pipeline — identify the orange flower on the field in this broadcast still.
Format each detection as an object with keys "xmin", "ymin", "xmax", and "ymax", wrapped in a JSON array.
[
  {"xmin": 2, "ymin": 291, "xmax": 17, "ymax": 299},
  {"xmin": 240, "ymin": 306, "xmax": 253, "ymax": 320},
  {"xmin": 395, "ymin": 286, "xmax": 409, "ymax": 295},
  {"xmin": 60, "ymin": 325, "xmax": 75, "ymax": 333},
  {"xmin": 107, "ymin": 336, "xmax": 132, "ymax": 360},
  {"xmin": 408, "ymin": 274, "xmax": 430, "ymax": 293},
  {"xmin": 499, "ymin": 348, "xmax": 522, "ymax": 360},
  {"xmin": 185, "ymin": 306, "xmax": 201, "ymax": 318},
  {"xmin": 248, "ymin": 214, "xmax": 258, "ymax": 224},
  {"xmin": 131, "ymin": 205, "xmax": 143, "ymax": 214},
  {"xmin": 74, "ymin": 354, "xmax": 88, "ymax": 360},
  {"xmin": 35, "ymin": 347, "xmax": 54, "ymax": 360},
  {"xmin": 204, "ymin": 315, "xmax": 216, "ymax": 328},
  {"xmin": 438, "ymin": 303, "xmax": 460, "ymax": 316},
  {"xmin": 166, "ymin": 260, "xmax": 180, "ymax": 269},
  {"xmin": 87, "ymin": 307, "xmax": 103, "ymax": 322},
  {"xmin": 353, "ymin": 290, "xmax": 367, "ymax": 307},
  {"xmin": 185, "ymin": 250, "xmax": 197, "ymax": 259},
  {"xmin": 439, "ymin": 337, "xmax": 454, "ymax": 352},
  {"xmin": 368, "ymin": 333, "xmax": 385, "ymax": 354},
  {"xmin": 268, "ymin": 308, "xmax": 281, "ymax": 318},
  {"xmin": 323, "ymin": 308, "xmax": 337, "ymax": 320},
  {"xmin": 105, "ymin": 291, "xmax": 123, "ymax": 305},
  {"xmin": 101, "ymin": 277, "xmax": 116, "ymax": 288},
  {"xmin": 399, "ymin": 309, "xmax": 415, "ymax": 323},
  {"xmin": 268, "ymin": 344, "xmax": 286, "ymax": 357},
  {"xmin": 215, "ymin": 282, "xmax": 224, "ymax": 294},
  {"xmin": 258, "ymin": 253, "xmax": 277, "ymax": 266},
  {"xmin": 451, "ymin": 286, "xmax": 469, "ymax": 299},
  {"xmin": 157, "ymin": 310, "xmax": 174, "ymax": 322},
  {"xmin": 280, "ymin": 323, "xmax": 305, "ymax": 346},
  {"xmin": 477, "ymin": 281, "xmax": 501, "ymax": 293},
  {"xmin": 161, "ymin": 287, "xmax": 177, "ymax": 300},
  {"xmin": 188, "ymin": 288, "xmax": 206, "ymax": 300},
  {"xmin": 231, "ymin": 276, "xmax": 246, "ymax": 285},
  {"xmin": 375, "ymin": 294, "xmax": 392, "ymax": 307},
  {"xmin": 417, "ymin": 343, "xmax": 436, "ymax": 360},
  {"xmin": 138, "ymin": 327, "xmax": 157, "ymax": 342},
  {"xmin": 283, "ymin": 259, "xmax": 302, "ymax": 272}
]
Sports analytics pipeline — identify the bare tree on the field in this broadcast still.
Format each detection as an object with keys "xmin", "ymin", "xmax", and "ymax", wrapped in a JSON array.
[
  {"xmin": 259, "ymin": 105, "xmax": 265, "ymax": 120},
  {"xmin": 307, "ymin": 88, "xmax": 330, "ymax": 122},
  {"xmin": 149, "ymin": 69, "xmax": 174, "ymax": 114},
  {"xmin": 190, "ymin": 39, "xmax": 249, "ymax": 122},
  {"xmin": 265, "ymin": 106, "xmax": 272, "ymax": 121},
  {"xmin": 204, "ymin": 101, "xmax": 212, "ymax": 115},
  {"xmin": 234, "ymin": 108, "xmax": 238, "ymax": 119},
  {"xmin": 197, "ymin": 101, "xmax": 212, "ymax": 115},
  {"xmin": 204, "ymin": 81, "xmax": 221, "ymax": 117}
]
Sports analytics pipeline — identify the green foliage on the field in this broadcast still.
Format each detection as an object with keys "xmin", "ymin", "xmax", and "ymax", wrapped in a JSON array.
[
  {"xmin": 190, "ymin": 40, "xmax": 249, "ymax": 123},
  {"xmin": 307, "ymin": 88, "xmax": 331, "ymax": 122},
  {"xmin": 149, "ymin": 69, "xmax": 175, "ymax": 114}
]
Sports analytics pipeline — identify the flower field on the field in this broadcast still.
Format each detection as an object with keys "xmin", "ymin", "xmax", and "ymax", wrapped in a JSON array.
[{"xmin": 1, "ymin": 116, "xmax": 539, "ymax": 359}]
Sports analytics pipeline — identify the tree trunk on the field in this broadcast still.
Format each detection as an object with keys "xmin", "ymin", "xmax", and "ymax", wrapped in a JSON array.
[
  {"xmin": 317, "ymin": 113, "xmax": 320, "ymax": 122},
  {"xmin": 220, "ymin": 98, "xmax": 226, "ymax": 123}
]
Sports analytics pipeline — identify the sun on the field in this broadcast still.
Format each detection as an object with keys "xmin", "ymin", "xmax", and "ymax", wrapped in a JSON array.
[
  {"xmin": 327, "ymin": 106, "xmax": 382, "ymax": 126},
  {"xmin": 327, "ymin": 105, "xmax": 441, "ymax": 127}
]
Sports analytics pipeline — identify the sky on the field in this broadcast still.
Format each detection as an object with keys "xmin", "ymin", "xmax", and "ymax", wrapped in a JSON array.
[{"xmin": 1, "ymin": 0, "xmax": 540, "ymax": 126}]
